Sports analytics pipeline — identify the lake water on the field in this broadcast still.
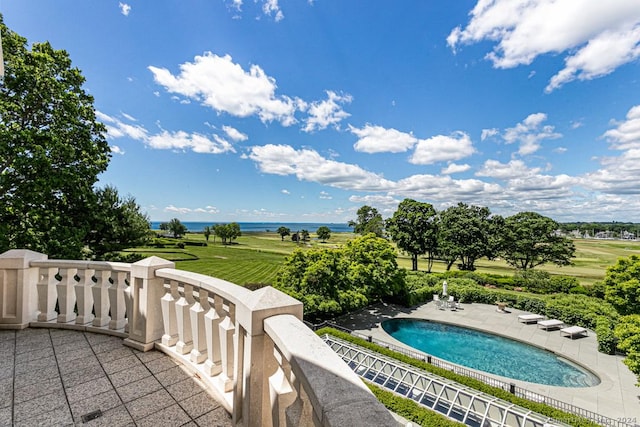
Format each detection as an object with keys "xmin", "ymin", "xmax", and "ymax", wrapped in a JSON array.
[{"xmin": 150, "ymin": 221, "xmax": 354, "ymax": 233}]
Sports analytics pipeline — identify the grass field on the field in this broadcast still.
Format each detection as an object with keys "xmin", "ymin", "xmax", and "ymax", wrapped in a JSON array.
[{"xmin": 126, "ymin": 233, "xmax": 640, "ymax": 287}]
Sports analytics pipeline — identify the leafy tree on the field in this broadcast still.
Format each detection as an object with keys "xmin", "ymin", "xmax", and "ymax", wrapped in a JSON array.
[
  {"xmin": 614, "ymin": 315, "xmax": 640, "ymax": 379},
  {"xmin": 203, "ymin": 226, "xmax": 211, "ymax": 241},
  {"xmin": 437, "ymin": 203, "xmax": 498, "ymax": 271},
  {"xmin": 316, "ymin": 226, "xmax": 331, "ymax": 242},
  {"xmin": 276, "ymin": 226, "xmax": 290, "ymax": 241},
  {"xmin": 500, "ymin": 211, "xmax": 575, "ymax": 270},
  {"xmin": 601, "ymin": 255, "xmax": 640, "ymax": 315},
  {"xmin": 386, "ymin": 199, "xmax": 438, "ymax": 272},
  {"xmin": 300, "ymin": 229, "xmax": 310, "ymax": 242},
  {"xmin": 85, "ymin": 185, "xmax": 151, "ymax": 259},
  {"xmin": 159, "ymin": 222, "xmax": 169, "ymax": 232},
  {"xmin": 348, "ymin": 205, "xmax": 385, "ymax": 237},
  {"xmin": 226, "ymin": 222, "xmax": 241, "ymax": 243},
  {"xmin": 168, "ymin": 218, "xmax": 187, "ymax": 238},
  {"xmin": 0, "ymin": 17, "xmax": 110, "ymax": 259},
  {"xmin": 213, "ymin": 222, "xmax": 241, "ymax": 244}
]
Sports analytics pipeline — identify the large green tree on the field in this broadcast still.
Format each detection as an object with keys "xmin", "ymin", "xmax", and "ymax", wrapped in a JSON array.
[
  {"xmin": 85, "ymin": 185, "xmax": 151, "ymax": 259},
  {"xmin": 0, "ymin": 17, "xmax": 110, "ymax": 258},
  {"xmin": 500, "ymin": 211, "xmax": 575, "ymax": 270},
  {"xmin": 168, "ymin": 218, "xmax": 187, "ymax": 238},
  {"xmin": 276, "ymin": 226, "xmax": 290, "ymax": 241},
  {"xmin": 437, "ymin": 203, "xmax": 499, "ymax": 271},
  {"xmin": 348, "ymin": 205, "xmax": 385, "ymax": 237},
  {"xmin": 316, "ymin": 226, "xmax": 331, "ymax": 242},
  {"xmin": 386, "ymin": 198, "xmax": 438, "ymax": 272},
  {"xmin": 601, "ymin": 255, "xmax": 640, "ymax": 315}
]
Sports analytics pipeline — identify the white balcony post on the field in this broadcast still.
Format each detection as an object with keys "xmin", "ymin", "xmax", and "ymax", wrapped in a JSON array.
[
  {"xmin": 123, "ymin": 256, "xmax": 174, "ymax": 352},
  {"xmin": 161, "ymin": 280, "xmax": 179, "ymax": 346},
  {"xmin": 204, "ymin": 294, "xmax": 224, "ymax": 376},
  {"xmin": 92, "ymin": 270, "xmax": 111, "ymax": 327},
  {"xmin": 0, "ymin": 250, "xmax": 47, "ymax": 329},
  {"xmin": 75, "ymin": 268, "xmax": 95, "ymax": 325},
  {"xmin": 108, "ymin": 271, "xmax": 128, "ymax": 330},
  {"xmin": 56, "ymin": 268, "xmax": 77, "ymax": 323},
  {"xmin": 235, "ymin": 287, "xmax": 303, "ymax": 427},
  {"xmin": 190, "ymin": 288, "xmax": 209, "ymax": 364},
  {"xmin": 219, "ymin": 303, "xmax": 236, "ymax": 393},
  {"xmin": 175, "ymin": 283, "xmax": 194, "ymax": 355},
  {"xmin": 37, "ymin": 267, "xmax": 58, "ymax": 322}
]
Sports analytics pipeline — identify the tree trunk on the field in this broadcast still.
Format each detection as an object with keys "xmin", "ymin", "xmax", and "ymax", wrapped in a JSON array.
[{"xmin": 411, "ymin": 253, "xmax": 418, "ymax": 271}]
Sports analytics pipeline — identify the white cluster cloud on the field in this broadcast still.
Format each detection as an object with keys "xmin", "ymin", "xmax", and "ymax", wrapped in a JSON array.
[
  {"xmin": 118, "ymin": 2, "xmax": 131, "ymax": 16},
  {"xmin": 410, "ymin": 132, "xmax": 475, "ymax": 165},
  {"xmin": 164, "ymin": 205, "xmax": 219, "ymax": 215},
  {"xmin": 350, "ymin": 124, "xmax": 417, "ymax": 153},
  {"xmin": 97, "ymin": 112, "xmax": 236, "ymax": 155},
  {"xmin": 484, "ymin": 113, "xmax": 561, "ymax": 156},
  {"xmin": 262, "ymin": 0, "xmax": 284, "ymax": 22},
  {"xmin": 448, "ymin": 0, "xmax": 640, "ymax": 92},
  {"xmin": 149, "ymin": 53, "xmax": 351, "ymax": 132}
]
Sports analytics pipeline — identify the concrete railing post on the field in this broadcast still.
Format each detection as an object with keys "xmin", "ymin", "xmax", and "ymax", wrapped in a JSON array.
[
  {"xmin": 235, "ymin": 286, "xmax": 303, "ymax": 427},
  {"xmin": 0, "ymin": 249, "xmax": 47, "ymax": 329},
  {"xmin": 123, "ymin": 256, "xmax": 174, "ymax": 351}
]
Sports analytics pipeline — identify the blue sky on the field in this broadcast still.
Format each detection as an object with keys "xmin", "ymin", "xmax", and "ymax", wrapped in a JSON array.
[{"xmin": 4, "ymin": 1, "xmax": 640, "ymax": 223}]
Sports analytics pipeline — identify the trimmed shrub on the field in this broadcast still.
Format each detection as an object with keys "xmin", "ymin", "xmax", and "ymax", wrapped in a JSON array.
[{"xmin": 595, "ymin": 316, "xmax": 618, "ymax": 355}]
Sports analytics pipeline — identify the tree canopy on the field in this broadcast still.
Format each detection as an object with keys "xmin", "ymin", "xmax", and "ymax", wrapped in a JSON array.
[
  {"xmin": 167, "ymin": 218, "xmax": 188, "ymax": 238},
  {"xmin": 601, "ymin": 255, "xmax": 640, "ymax": 316},
  {"xmin": 276, "ymin": 226, "xmax": 290, "ymax": 241},
  {"xmin": 500, "ymin": 211, "xmax": 575, "ymax": 270},
  {"xmin": 213, "ymin": 222, "xmax": 241, "ymax": 244},
  {"xmin": 316, "ymin": 226, "xmax": 331, "ymax": 242},
  {"xmin": 348, "ymin": 205, "xmax": 385, "ymax": 237},
  {"xmin": 0, "ymin": 17, "xmax": 111, "ymax": 258},
  {"xmin": 386, "ymin": 199, "xmax": 438, "ymax": 272}
]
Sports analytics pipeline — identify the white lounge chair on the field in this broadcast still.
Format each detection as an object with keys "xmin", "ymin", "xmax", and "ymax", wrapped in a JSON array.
[
  {"xmin": 537, "ymin": 319, "xmax": 565, "ymax": 330},
  {"xmin": 433, "ymin": 294, "xmax": 445, "ymax": 310},
  {"xmin": 560, "ymin": 326, "xmax": 588, "ymax": 339},
  {"xmin": 518, "ymin": 314, "xmax": 545, "ymax": 324}
]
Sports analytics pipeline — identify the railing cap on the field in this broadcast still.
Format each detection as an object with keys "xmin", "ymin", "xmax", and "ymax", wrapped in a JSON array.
[
  {"xmin": 0, "ymin": 249, "xmax": 47, "ymax": 269},
  {"xmin": 238, "ymin": 286, "xmax": 303, "ymax": 335},
  {"xmin": 131, "ymin": 256, "xmax": 175, "ymax": 279}
]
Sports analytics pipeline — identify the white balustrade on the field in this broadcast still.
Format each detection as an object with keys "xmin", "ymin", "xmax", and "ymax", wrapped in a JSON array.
[{"xmin": 0, "ymin": 250, "xmax": 398, "ymax": 427}]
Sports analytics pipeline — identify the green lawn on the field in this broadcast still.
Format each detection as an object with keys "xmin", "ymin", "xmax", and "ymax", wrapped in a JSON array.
[{"xmin": 126, "ymin": 233, "xmax": 640, "ymax": 287}]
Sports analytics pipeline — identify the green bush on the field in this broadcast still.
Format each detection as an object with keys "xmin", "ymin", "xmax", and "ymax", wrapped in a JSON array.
[
  {"xmin": 176, "ymin": 242, "xmax": 185, "ymax": 249},
  {"xmin": 595, "ymin": 316, "xmax": 618, "ymax": 354}
]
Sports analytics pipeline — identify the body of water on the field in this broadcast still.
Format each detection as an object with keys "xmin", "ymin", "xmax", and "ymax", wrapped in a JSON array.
[
  {"xmin": 382, "ymin": 318, "xmax": 600, "ymax": 387},
  {"xmin": 150, "ymin": 221, "xmax": 353, "ymax": 233}
]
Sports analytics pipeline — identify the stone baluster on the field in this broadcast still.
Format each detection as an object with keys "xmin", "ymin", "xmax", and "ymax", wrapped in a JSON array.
[
  {"xmin": 190, "ymin": 288, "xmax": 209, "ymax": 364},
  {"xmin": 123, "ymin": 257, "xmax": 174, "ymax": 352},
  {"xmin": 286, "ymin": 372, "xmax": 314, "ymax": 426},
  {"xmin": 123, "ymin": 277, "xmax": 133, "ymax": 334},
  {"xmin": 204, "ymin": 294, "xmax": 224, "ymax": 376},
  {"xmin": 56, "ymin": 268, "xmax": 77, "ymax": 323},
  {"xmin": 92, "ymin": 270, "xmax": 111, "ymax": 327},
  {"xmin": 268, "ymin": 348, "xmax": 297, "ymax": 427},
  {"xmin": 75, "ymin": 268, "xmax": 95, "ymax": 325},
  {"xmin": 175, "ymin": 283, "xmax": 195, "ymax": 355},
  {"xmin": 161, "ymin": 280, "xmax": 179, "ymax": 346},
  {"xmin": 219, "ymin": 302, "xmax": 236, "ymax": 392},
  {"xmin": 108, "ymin": 271, "xmax": 128, "ymax": 330},
  {"xmin": 36, "ymin": 267, "xmax": 58, "ymax": 322}
]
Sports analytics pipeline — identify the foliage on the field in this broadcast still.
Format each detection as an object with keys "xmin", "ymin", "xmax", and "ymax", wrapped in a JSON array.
[
  {"xmin": 595, "ymin": 316, "xmax": 618, "ymax": 355},
  {"xmin": 276, "ymin": 226, "xmax": 290, "ymax": 241},
  {"xmin": 316, "ymin": 226, "xmax": 331, "ymax": 242},
  {"xmin": 274, "ymin": 234, "xmax": 405, "ymax": 319},
  {"xmin": 348, "ymin": 205, "xmax": 385, "ymax": 237},
  {"xmin": 501, "ymin": 212, "xmax": 575, "ymax": 270},
  {"xmin": 213, "ymin": 222, "xmax": 241, "ymax": 244},
  {"xmin": 386, "ymin": 198, "xmax": 438, "ymax": 272},
  {"xmin": 203, "ymin": 226, "xmax": 211, "ymax": 241},
  {"xmin": 316, "ymin": 328, "xmax": 599, "ymax": 427},
  {"xmin": 84, "ymin": 185, "xmax": 151, "ymax": 259},
  {"xmin": 167, "ymin": 218, "xmax": 187, "ymax": 238},
  {"xmin": 614, "ymin": 315, "xmax": 640, "ymax": 379},
  {"xmin": 300, "ymin": 229, "xmax": 310, "ymax": 241},
  {"xmin": 437, "ymin": 203, "xmax": 500, "ymax": 271},
  {"xmin": 601, "ymin": 255, "xmax": 640, "ymax": 315},
  {"xmin": 0, "ymin": 17, "xmax": 110, "ymax": 259},
  {"xmin": 366, "ymin": 383, "xmax": 463, "ymax": 426}
]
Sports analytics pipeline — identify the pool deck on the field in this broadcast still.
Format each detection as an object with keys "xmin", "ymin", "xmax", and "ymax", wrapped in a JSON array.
[{"xmin": 334, "ymin": 301, "xmax": 640, "ymax": 422}]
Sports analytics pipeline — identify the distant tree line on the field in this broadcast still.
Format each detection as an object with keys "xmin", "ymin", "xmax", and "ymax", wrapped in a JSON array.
[
  {"xmin": 350, "ymin": 200, "xmax": 576, "ymax": 273},
  {"xmin": 560, "ymin": 222, "xmax": 640, "ymax": 238}
]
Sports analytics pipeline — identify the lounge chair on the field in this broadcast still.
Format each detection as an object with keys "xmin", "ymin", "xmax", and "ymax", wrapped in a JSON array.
[
  {"xmin": 537, "ymin": 319, "xmax": 565, "ymax": 330},
  {"xmin": 518, "ymin": 314, "xmax": 545, "ymax": 324},
  {"xmin": 433, "ymin": 295, "xmax": 445, "ymax": 310},
  {"xmin": 560, "ymin": 326, "xmax": 588, "ymax": 339}
]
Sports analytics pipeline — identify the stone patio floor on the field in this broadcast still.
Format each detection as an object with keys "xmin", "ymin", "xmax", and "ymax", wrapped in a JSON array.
[
  {"xmin": 0, "ymin": 328, "xmax": 233, "ymax": 427},
  {"xmin": 335, "ymin": 301, "xmax": 640, "ymax": 423}
]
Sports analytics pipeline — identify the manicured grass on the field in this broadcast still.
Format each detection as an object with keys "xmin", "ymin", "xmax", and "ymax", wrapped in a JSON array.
[{"xmin": 126, "ymin": 233, "xmax": 640, "ymax": 287}]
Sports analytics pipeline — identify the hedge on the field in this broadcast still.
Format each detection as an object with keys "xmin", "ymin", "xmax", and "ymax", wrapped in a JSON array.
[{"xmin": 317, "ymin": 328, "xmax": 600, "ymax": 427}]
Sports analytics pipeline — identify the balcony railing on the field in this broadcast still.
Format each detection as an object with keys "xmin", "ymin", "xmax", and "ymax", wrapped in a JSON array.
[{"xmin": 0, "ymin": 249, "xmax": 397, "ymax": 427}]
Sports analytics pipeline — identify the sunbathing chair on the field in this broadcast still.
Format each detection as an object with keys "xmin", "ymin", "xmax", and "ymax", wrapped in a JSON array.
[
  {"xmin": 518, "ymin": 314, "xmax": 545, "ymax": 324},
  {"xmin": 560, "ymin": 326, "xmax": 588, "ymax": 339},
  {"xmin": 537, "ymin": 319, "xmax": 565, "ymax": 330}
]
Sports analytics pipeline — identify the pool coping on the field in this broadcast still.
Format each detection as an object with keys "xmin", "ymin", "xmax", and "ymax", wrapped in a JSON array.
[{"xmin": 334, "ymin": 301, "xmax": 640, "ymax": 422}]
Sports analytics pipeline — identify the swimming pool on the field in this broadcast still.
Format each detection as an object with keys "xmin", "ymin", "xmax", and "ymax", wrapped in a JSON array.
[{"xmin": 382, "ymin": 318, "xmax": 600, "ymax": 387}]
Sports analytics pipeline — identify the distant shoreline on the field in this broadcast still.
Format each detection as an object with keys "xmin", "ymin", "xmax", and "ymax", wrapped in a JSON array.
[{"xmin": 150, "ymin": 221, "xmax": 353, "ymax": 234}]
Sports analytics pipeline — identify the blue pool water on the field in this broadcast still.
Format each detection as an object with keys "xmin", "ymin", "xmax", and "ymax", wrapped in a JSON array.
[{"xmin": 382, "ymin": 318, "xmax": 600, "ymax": 387}]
